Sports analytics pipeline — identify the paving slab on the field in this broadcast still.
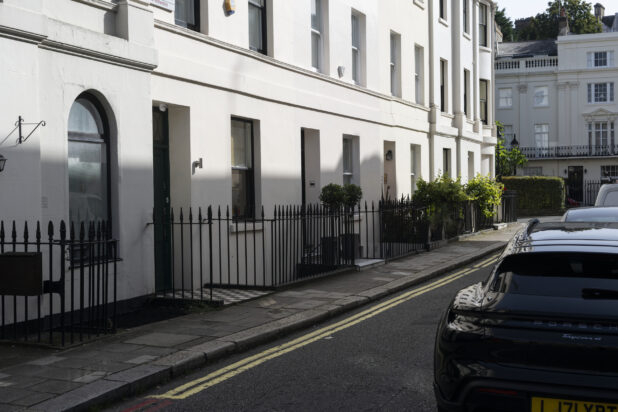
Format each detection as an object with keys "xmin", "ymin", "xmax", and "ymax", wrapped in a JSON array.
[{"xmin": 0, "ymin": 223, "xmax": 522, "ymax": 411}]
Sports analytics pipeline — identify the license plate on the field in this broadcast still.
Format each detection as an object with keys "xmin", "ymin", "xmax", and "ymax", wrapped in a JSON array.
[{"xmin": 531, "ymin": 397, "xmax": 618, "ymax": 412}]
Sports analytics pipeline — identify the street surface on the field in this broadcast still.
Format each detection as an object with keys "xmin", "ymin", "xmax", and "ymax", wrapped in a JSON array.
[{"xmin": 108, "ymin": 255, "xmax": 497, "ymax": 412}]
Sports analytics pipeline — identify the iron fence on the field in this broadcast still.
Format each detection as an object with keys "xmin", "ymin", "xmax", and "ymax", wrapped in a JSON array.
[
  {"xmin": 519, "ymin": 145, "xmax": 618, "ymax": 159},
  {"xmin": 152, "ymin": 197, "xmax": 511, "ymax": 301},
  {"xmin": 584, "ymin": 180, "xmax": 603, "ymax": 206},
  {"xmin": 501, "ymin": 190, "xmax": 518, "ymax": 222},
  {"xmin": 0, "ymin": 220, "xmax": 118, "ymax": 346}
]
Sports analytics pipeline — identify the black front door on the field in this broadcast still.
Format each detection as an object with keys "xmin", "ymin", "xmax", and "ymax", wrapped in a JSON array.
[
  {"xmin": 567, "ymin": 166, "xmax": 584, "ymax": 203},
  {"xmin": 153, "ymin": 108, "xmax": 172, "ymax": 291}
]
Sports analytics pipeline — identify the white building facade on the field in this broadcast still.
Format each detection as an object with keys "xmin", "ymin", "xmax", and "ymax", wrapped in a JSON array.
[
  {"xmin": 495, "ymin": 10, "xmax": 618, "ymax": 204},
  {"xmin": 0, "ymin": 0, "xmax": 496, "ymax": 305}
]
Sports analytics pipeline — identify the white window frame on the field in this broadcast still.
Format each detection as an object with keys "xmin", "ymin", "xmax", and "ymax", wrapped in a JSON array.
[
  {"xmin": 414, "ymin": 45, "xmax": 424, "ymax": 105},
  {"xmin": 533, "ymin": 86, "xmax": 549, "ymax": 107},
  {"xmin": 524, "ymin": 167, "xmax": 543, "ymax": 176},
  {"xmin": 390, "ymin": 32, "xmax": 401, "ymax": 97},
  {"xmin": 311, "ymin": 0, "xmax": 322, "ymax": 71},
  {"xmin": 479, "ymin": 3, "xmax": 487, "ymax": 47},
  {"xmin": 587, "ymin": 82, "xmax": 615, "ymax": 103},
  {"xmin": 534, "ymin": 124, "xmax": 549, "ymax": 153},
  {"xmin": 601, "ymin": 165, "xmax": 618, "ymax": 179},
  {"xmin": 503, "ymin": 124, "xmax": 514, "ymax": 145},
  {"xmin": 588, "ymin": 121, "xmax": 615, "ymax": 148},
  {"xmin": 463, "ymin": 0, "xmax": 469, "ymax": 34},
  {"xmin": 588, "ymin": 51, "xmax": 614, "ymax": 68},
  {"xmin": 351, "ymin": 11, "xmax": 363, "ymax": 85},
  {"xmin": 498, "ymin": 88, "xmax": 513, "ymax": 108},
  {"xmin": 343, "ymin": 135, "xmax": 359, "ymax": 185},
  {"xmin": 410, "ymin": 144, "xmax": 420, "ymax": 193}
]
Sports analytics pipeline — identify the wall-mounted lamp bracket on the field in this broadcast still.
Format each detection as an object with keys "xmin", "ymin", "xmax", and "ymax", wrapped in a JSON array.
[
  {"xmin": 3, "ymin": 116, "xmax": 46, "ymax": 146},
  {"xmin": 192, "ymin": 158, "xmax": 203, "ymax": 175}
]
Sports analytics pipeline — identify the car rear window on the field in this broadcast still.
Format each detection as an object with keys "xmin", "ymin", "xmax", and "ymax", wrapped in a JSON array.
[
  {"xmin": 604, "ymin": 191, "xmax": 618, "ymax": 206},
  {"xmin": 491, "ymin": 253, "xmax": 618, "ymax": 297}
]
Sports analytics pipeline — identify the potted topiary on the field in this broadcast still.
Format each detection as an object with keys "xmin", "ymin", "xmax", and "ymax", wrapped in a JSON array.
[
  {"xmin": 319, "ymin": 184, "xmax": 344, "ymax": 266},
  {"xmin": 341, "ymin": 184, "xmax": 362, "ymax": 260}
]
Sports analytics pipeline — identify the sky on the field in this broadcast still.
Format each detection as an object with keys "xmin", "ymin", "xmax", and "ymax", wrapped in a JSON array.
[{"xmin": 495, "ymin": 0, "xmax": 554, "ymax": 20}]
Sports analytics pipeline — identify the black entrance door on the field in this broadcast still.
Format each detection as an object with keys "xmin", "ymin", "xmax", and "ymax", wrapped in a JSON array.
[
  {"xmin": 153, "ymin": 108, "xmax": 172, "ymax": 291},
  {"xmin": 567, "ymin": 166, "xmax": 584, "ymax": 203}
]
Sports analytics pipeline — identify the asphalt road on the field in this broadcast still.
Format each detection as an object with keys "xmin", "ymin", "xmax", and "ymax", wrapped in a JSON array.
[{"xmin": 108, "ymin": 256, "xmax": 496, "ymax": 412}]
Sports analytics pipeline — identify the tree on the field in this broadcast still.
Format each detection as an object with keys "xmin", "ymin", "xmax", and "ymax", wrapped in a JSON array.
[
  {"xmin": 495, "ymin": 122, "xmax": 527, "ymax": 178},
  {"xmin": 512, "ymin": 0, "xmax": 601, "ymax": 41},
  {"xmin": 495, "ymin": 8, "xmax": 515, "ymax": 42}
]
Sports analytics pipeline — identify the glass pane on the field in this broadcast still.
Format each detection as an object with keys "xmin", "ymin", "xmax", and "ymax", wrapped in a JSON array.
[
  {"xmin": 68, "ymin": 99, "xmax": 103, "ymax": 135},
  {"xmin": 175, "ymin": 0, "xmax": 187, "ymax": 24},
  {"xmin": 312, "ymin": 32, "xmax": 320, "ymax": 69},
  {"xmin": 69, "ymin": 141, "xmax": 108, "ymax": 225},
  {"xmin": 352, "ymin": 48, "xmax": 359, "ymax": 82},
  {"xmin": 343, "ymin": 138, "xmax": 352, "ymax": 173},
  {"xmin": 311, "ymin": 0, "xmax": 320, "ymax": 31},
  {"xmin": 231, "ymin": 120, "xmax": 252, "ymax": 168},
  {"xmin": 232, "ymin": 169, "xmax": 248, "ymax": 218},
  {"xmin": 248, "ymin": 4, "xmax": 263, "ymax": 51},
  {"xmin": 351, "ymin": 14, "xmax": 359, "ymax": 47}
]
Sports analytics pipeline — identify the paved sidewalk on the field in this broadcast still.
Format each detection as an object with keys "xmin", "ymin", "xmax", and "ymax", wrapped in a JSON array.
[{"xmin": 0, "ymin": 224, "xmax": 523, "ymax": 411}]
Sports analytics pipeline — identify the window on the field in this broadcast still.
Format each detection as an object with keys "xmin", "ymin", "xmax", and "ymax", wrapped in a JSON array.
[
  {"xmin": 467, "ymin": 151, "xmax": 475, "ymax": 181},
  {"xmin": 439, "ymin": 0, "xmax": 446, "ymax": 20},
  {"xmin": 524, "ymin": 167, "xmax": 543, "ymax": 176},
  {"xmin": 351, "ymin": 12, "xmax": 364, "ymax": 85},
  {"xmin": 601, "ymin": 165, "xmax": 618, "ymax": 178},
  {"xmin": 410, "ymin": 145, "xmax": 420, "ymax": 193},
  {"xmin": 479, "ymin": 3, "xmax": 487, "ymax": 47},
  {"xmin": 415, "ymin": 45, "xmax": 424, "ymax": 104},
  {"xmin": 231, "ymin": 118, "xmax": 255, "ymax": 218},
  {"xmin": 464, "ymin": 69, "xmax": 470, "ymax": 117},
  {"xmin": 533, "ymin": 86, "xmax": 549, "ymax": 107},
  {"xmin": 534, "ymin": 124, "xmax": 549, "ymax": 149},
  {"xmin": 440, "ymin": 59, "xmax": 448, "ymax": 112},
  {"xmin": 342, "ymin": 136, "xmax": 359, "ymax": 185},
  {"xmin": 588, "ymin": 51, "xmax": 614, "ymax": 68},
  {"xmin": 311, "ymin": 0, "xmax": 322, "ymax": 71},
  {"xmin": 588, "ymin": 122, "xmax": 614, "ymax": 151},
  {"xmin": 498, "ymin": 88, "xmax": 512, "ymax": 108},
  {"xmin": 503, "ymin": 124, "xmax": 514, "ymax": 145},
  {"xmin": 175, "ymin": 0, "xmax": 200, "ymax": 31},
  {"xmin": 249, "ymin": 0, "xmax": 267, "ymax": 54},
  {"xmin": 442, "ymin": 148, "xmax": 451, "ymax": 177},
  {"xmin": 463, "ymin": 0, "xmax": 469, "ymax": 33},
  {"xmin": 390, "ymin": 32, "xmax": 401, "ymax": 97},
  {"xmin": 479, "ymin": 79, "xmax": 488, "ymax": 124},
  {"xmin": 587, "ymin": 83, "xmax": 615, "ymax": 103},
  {"xmin": 68, "ymin": 94, "xmax": 111, "ymax": 227}
]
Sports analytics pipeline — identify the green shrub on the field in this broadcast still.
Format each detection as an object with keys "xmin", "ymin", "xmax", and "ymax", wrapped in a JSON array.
[
  {"xmin": 413, "ymin": 175, "xmax": 469, "ymax": 237},
  {"xmin": 465, "ymin": 175, "xmax": 504, "ymax": 217},
  {"xmin": 343, "ymin": 184, "xmax": 363, "ymax": 208},
  {"xmin": 319, "ymin": 183, "xmax": 344, "ymax": 210},
  {"xmin": 501, "ymin": 176, "xmax": 565, "ymax": 214}
]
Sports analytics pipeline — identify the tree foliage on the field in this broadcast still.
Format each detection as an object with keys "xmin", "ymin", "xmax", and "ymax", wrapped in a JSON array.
[
  {"xmin": 465, "ymin": 175, "xmax": 504, "ymax": 217},
  {"xmin": 495, "ymin": 122, "xmax": 528, "ymax": 178},
  {"xmin": 510, "ymin": 0, "xmax": 601, "ymax": 41},
  {"xmin": 495, "ymin": 8, "xmax": 515, "ymax": 42}
]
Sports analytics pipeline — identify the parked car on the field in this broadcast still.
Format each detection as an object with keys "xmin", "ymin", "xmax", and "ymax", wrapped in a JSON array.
[
  {"xmin": 434, "ymin": 220, "xmax": 618, "ymax": 412},
  {"xmin": 595, "ymin": 183, "xmax": 618, "ymax": 206},
  {"xmin": 562, "ymin": 206, "xmax": 618, "ymax": 222}
]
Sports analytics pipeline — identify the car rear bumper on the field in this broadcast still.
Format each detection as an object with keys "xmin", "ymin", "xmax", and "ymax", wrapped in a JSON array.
[{"xmin": 435, "ymin": 379, "xmax": 618, "ymax": 412}]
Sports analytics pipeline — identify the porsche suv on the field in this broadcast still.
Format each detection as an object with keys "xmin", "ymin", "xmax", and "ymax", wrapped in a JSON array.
[{"xmin": 434, "ymin": 220, "xmax": 618, "ymax": 412}]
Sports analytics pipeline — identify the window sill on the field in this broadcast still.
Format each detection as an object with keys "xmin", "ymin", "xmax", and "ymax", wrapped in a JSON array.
[
  {"xmin": 230, "ymin": 222, "xmax": 264, "ymax": 233},
  {"xmin": 438, "ymin": 18, "xmax": 449, "ymax": 28},
  {"xmin": 479, "ymin": 45, "xmax": 492, "ymax": 53},
  {"xmin": 413, "ymin": 0, "xmax": 425, "ymax": 9},
  {"xmin": 533, "ymin": 105, "xmax": 549, "ymax": 108},
  {"xmin": 498, "ymin": 105, "xmax": 513, "ymax": 110},
  {"xmin": 462, "ymin": 31, "xmax": 471, "ymax": 41}
]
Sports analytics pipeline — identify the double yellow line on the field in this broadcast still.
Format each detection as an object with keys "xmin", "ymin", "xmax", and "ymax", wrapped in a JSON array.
[{"xmin": 153, "ymin": 254, "xmax": 499, "ymax": 400}]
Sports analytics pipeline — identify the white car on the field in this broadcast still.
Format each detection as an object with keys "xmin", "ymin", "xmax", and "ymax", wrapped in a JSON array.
[{"xmin": 595, "ymin": 183, "xmax": 618, "ymax": 206}]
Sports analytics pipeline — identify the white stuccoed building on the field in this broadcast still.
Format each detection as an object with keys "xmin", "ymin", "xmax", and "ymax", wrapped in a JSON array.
[
  {"xmin": 495, "ymin": 3, "xmax": 618, "ymax": 205},
  {"xmin": 0, "ymin": 0, "xmax": 496, "ymax": 308}
]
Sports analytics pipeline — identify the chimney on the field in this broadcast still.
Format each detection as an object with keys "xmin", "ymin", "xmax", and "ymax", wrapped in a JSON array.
[
  {"xmin": 558, "ymin": 5, "xmax": 570, "ymax": 36},
  {"xmin": 594, "ymin": 3, "xmax": 605, "ymax": 20}
]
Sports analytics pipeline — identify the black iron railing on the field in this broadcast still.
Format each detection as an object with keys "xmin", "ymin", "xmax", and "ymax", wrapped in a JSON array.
[
  {"xmin": 0, "ymin": 221, "xmax": 118, "ymax": 346},
  {"xmin": 584, "ymin": 180, "xmax": 603, "ymax": 206},
  {"xmin": 501, "ymin": 190, "xmax": 518, "ymax": 222},
  {"xmin": 519, "ymin": 145, "xmax": 618, "ymax": 159}
]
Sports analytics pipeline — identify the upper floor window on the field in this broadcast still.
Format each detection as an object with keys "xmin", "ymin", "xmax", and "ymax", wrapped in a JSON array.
[
  {"xmin": 351, "ymin": 11, "xmax": 365, "ymax": 85},
  {"xmin": 587, "ymin": 82, "xmax": 615, "ymax": 103},
  {"xmin": 588, "ymin": 51, "xmax": 614, "ymax": 68},
  {"xmin": 68, "ymin": 94, "xmax": 111, "ymax": 227},
  {"xmin": 249, "ymin": 0, "xmax": 267, "ymax": 54},
  {"xmin": 534, "ymin": 124, "xmax": 549, "ymax": 148},
  {"xmin": 498, "ymin": 88, "xmax": 513, "ymax": 108},
  {"xmin": 479, "ymin": 3, "xmax": 487, "ymax": 47},
  {"xmin": 463, "ymin": 69, "xmax": 470, "ymax": 117},
  {"xmin": 533, "ymin": 86, "xmax": 549, "ymax": 107},
  {"xmin": 503, "ymin": 124, "xmax": 514, "ymax": 145},
  {"xmin": 390, "ymin": 32, "xmax": 401, "ymax": 97},
  {"xmin": 588, "ymin": 122, "xmax": 614, "ymax": 148},
  {"xmin": 463, "ymin": 0, "xmax": 469, "ymax": 34},
  {"xmin": 439, "ymin": 0, "xmax": 446, "ymax": 20},
  {"xmin": 175, "ymin": 0, "xmax": 200, "ymax": 31},
  {"xmin": 415, "ymin": 45, "xmax": 424, "ymax": 104},
  {"xmin": 479, "ymin": 79, "xmax": 488, "ymax": 124},
  {"xmin": 311, "ymin": 0, "xmax": 323, "ymax": 71}
]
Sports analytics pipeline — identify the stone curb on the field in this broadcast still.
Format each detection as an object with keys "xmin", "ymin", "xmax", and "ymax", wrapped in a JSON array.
[{"xmin": 34, "ymin": 241, "xmax": 507, "ymax": 412}]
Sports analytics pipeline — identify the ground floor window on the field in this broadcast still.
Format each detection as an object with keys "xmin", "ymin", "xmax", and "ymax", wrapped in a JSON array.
[
  {"xmin": 442, "ymin": 148, "xmax": 451, "ymax": 177},
  {"xmin": 231, "ymin": 118, "xmax": 255, "ymax": 219},
  {"xmin": 601, "ymin": 165, "xmax": 618, "ymax": 179},
  {"xmin": 524, "ymin": 166, "xmax": 542, "ymax": 176}
]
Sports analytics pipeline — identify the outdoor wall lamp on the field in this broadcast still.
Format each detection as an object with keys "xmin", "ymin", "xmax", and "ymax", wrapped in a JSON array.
[
  {"xmin": 385, "ymin": 150, "xmax": 393, "ymax": 161},
  {"xmin": 0, "ymin": 154, "xmax": 6, "ymax": 172},
  {"xmin": 192, "ymin": 157, "xmax": 203, "ymax": 175}
]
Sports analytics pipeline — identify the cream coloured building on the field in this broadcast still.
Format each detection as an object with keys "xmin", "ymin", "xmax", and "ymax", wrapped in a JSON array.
[{"xmin": 0, "ymin": 0, "xmax": 496, "ymax": 304}]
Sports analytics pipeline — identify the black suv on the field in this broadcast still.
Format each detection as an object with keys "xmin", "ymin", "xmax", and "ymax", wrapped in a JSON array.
[{"xmin": 434, "ymin": 220, "xmax": 618, "ymax": 412}]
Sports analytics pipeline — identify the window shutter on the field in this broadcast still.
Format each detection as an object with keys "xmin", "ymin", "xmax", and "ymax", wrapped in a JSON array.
[
  {"xmin": 587, "ymin": 52, "xmax": 594, "ymax": 68},
  {"xmin": 587, "ymin": 84, "xmax": 592, "ymax": 103}
]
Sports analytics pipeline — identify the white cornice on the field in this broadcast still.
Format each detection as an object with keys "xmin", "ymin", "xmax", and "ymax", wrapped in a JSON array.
[{"xmin": 71, "ymin": 0, "xmax": 117, "ymax": 12}]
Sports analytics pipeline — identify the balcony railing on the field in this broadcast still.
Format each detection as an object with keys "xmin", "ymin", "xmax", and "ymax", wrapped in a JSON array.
[
  {"xmin": 495, "ymin": 57, "xmax": 558, "ymax": 72},
  {"xmin": 519, "ymin": 145, "xmax": 618, "ymax": 159}
]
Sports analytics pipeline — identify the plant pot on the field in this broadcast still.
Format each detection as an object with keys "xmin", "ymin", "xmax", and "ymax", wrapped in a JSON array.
[
  {"xmin": 320, "ymin": 236, "xmax": 338, "ymax": 266},
  {"xmin": 340, "ymin": 233, "xmax": 359, "ymax": 261}
]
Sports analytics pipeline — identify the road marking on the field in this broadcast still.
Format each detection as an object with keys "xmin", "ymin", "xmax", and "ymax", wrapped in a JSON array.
[{"xmin": 152, "ymin": 254, "xmax": 499, "ymax": 400}]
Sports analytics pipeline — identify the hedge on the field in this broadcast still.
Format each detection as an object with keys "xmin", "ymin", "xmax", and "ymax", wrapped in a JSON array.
[{"xmin": 501, "ymin": 176, "xmax": 565, "ymax": 216}]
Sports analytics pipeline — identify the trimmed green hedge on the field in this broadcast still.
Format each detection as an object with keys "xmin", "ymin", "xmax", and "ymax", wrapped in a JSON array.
[{"xmin": 501, "ymin": 176, "xmax": 565, "ymax": 216}]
